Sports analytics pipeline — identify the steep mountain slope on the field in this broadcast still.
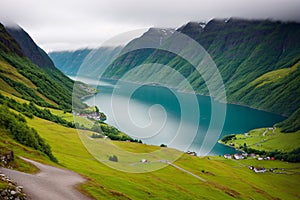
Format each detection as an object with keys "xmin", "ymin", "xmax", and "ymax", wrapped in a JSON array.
[
  {"xmin": 103, "ymin": 28, "xmax": 174, "ymax": 78},
  {"xmin": 0, "ymin": 23, "xmax": 58, "ymax": 162},
  {"xmin": 5, "ymin": 26, "xmax": 55, "ymax": 69},
  {"xmin": 102, "ymin": 19, "xmax": 300, "ymax": 119},
  {"xmin": 6, "ymin": 26, "xmax": 74, "ymax": 91},
  {"xmin": 49, "ymin": 49, "xmax": 92, "ymax": 76},
  {"xmin": 1, "ymin": 24, "xmax": 89, "ymax": 111},
  {"xmin": 49, "ymin": 46, "xmax": 123, "ymax": 78}
]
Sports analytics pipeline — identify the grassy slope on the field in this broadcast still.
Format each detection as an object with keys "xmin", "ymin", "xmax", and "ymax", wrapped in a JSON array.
[
  {"xmin": 222, "ymin": 128, "xmax": 300, "ymax": 153},
  {"xmin": 0, "ymin": 59, "xmax": 58, "ymax": 106},
  {"xmin": 0, "ymin": 128, "xmax": 42, "ymax": 173},
  {"xmin": 231, "ymin": 60, "xmax": 300, "ymax": 116},
  {"xmin": 25, "ymin": 114, "xmax": 300, "ymax": 199}
]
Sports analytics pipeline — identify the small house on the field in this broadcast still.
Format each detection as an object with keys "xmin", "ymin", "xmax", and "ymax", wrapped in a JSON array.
[
  {"xmin": 186, "ymin": 151, "xmax": 197, "ymax": 156},
  {"xmin": 234, "ymin": 154, "xmax": 244, "ymax": 160},
  {"xmin": 224, "ymin": 154, "xmax": 232, "ymax": 159},
  {"xmin": 253, "ymin": 167, "xmax": 266, "ymax": 173},
  {"xmin": 242, "ymin": 152, "xmax": 248, "ymax": 157}
]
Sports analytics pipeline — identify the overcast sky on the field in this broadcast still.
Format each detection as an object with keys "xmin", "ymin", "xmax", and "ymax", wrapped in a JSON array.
[{"xmin": 1, "ymin": 0, "xmax": 300, "ymax": 52}]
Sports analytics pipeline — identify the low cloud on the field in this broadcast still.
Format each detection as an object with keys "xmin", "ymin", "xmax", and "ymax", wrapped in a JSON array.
[{"xmin": 1, "ymin": 0, "xmax": 299, "ymax": 51}]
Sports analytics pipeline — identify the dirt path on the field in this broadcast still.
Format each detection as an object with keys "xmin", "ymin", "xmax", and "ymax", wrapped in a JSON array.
[
  {"xmin": 159, "ymin": 160, "xmax": 206, "ymax": 182},
  {"xmin": 0, "ymin": 157, "xmax": 90, "ymax": 200}
]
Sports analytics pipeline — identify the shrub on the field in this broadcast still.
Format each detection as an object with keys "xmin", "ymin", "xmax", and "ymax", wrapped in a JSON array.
[{"xmin": 108, "ymin": 155, "xmax": 118, "ymax": 162}]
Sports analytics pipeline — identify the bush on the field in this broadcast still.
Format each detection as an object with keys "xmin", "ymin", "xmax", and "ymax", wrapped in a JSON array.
[
  {"xmin": 221, "ymin": 134, "xmax": 236, "ymax": 143},
  {"xmin": 108, "ymin": 155, "xmax": 118, "ymax": 162}
]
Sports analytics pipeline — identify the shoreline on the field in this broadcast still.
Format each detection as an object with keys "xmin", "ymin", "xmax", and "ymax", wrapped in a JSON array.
[
  {"xmin": 77, "ymin": 76, "xmax": 284, "ymax": 156},
  {"xmin": 99, "ymin": 77, "xmax": 288, "ymax": 118},
  {"xmin": 217, "ymin": 140, "xmax": 242, "ymax": 153}
]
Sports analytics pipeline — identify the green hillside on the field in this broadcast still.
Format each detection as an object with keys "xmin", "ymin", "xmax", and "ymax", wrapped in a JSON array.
[
  {"xmin": 2, "ymin": 24, "xmax": 90, "ymax": 111},
  {"xmin": 17, "ymin": 110, "xmax": 300, "ymax": 199}
]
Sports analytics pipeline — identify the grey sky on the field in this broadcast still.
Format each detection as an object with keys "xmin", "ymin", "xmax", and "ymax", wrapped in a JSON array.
[{"xmin": 1, "ymin": 0, "xmax": 300, "ymax": 52}]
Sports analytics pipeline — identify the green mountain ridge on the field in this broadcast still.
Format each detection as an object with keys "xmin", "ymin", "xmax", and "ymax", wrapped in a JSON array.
[{"xmin": 0, "ymin": 23, "xmax": 89, "ymax": 111}]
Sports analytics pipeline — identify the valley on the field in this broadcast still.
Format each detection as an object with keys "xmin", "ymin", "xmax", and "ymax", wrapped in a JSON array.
[{"xmin": 0, "ymin": 17, "xmax": 300, "ymax": 200}]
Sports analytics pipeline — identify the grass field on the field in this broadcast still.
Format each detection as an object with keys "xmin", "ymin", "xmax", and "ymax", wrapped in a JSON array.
[
  {"xmin": 223, "ymin": 127, "xmax": 300, "ymax": 152},
  {"xmin": 23, "ymin": 114, "xmax": 300, "ymax": 199}
]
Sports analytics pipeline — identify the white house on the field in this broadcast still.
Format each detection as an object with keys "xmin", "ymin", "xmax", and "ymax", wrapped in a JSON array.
[
  {"xmin": 253, "ymin": 167, "xmax": 266, "ymax": 173},
  {"xmin": 224, "ymin": 154, "xmax": 232, "ymax": 159},
  {"xmin": 234, "ymin": 154, "xmax": 244, "ymax": 160}
]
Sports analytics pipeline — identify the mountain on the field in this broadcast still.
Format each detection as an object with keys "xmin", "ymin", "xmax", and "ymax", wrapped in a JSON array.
[
  {"xmin": 5, "ymin": 26, "xmax": 56, "ymax": 69},
  {"xmin": 101, "ymin": 19, "xmax": 300, "ymax": 121},
  {"xmin": 1, "ymin": 24, "xmax": 89, "ymax": 111},
  {"xmin": 49, "ymin": 46, "xmax": 123, "ymax": 78},
  {"xmin": 49, "ymin": 28, "xmax": 175, "ymax": 79},
  {"xmin": 48, "ymin": 49, "xmax": 92, "ymax": 76}
]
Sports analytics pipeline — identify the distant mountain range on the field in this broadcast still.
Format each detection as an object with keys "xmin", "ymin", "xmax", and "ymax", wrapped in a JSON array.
[{"xmin": 49, "ymin": 19, "xmax": 300, "ymax": 132}]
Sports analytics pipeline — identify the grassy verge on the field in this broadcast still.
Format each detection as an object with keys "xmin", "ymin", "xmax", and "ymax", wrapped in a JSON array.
[
  {"xmin": 25, "ymin": 114, "xmax": 300, "ymax": 199},
  {"xmin": 220, "ymin": 127, "xmax": 300, "ymax": 152}
]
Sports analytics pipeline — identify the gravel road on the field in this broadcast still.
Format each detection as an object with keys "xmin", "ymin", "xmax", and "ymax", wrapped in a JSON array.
[{"xmin": 0, "ymin": 157, "xmax": 90, "ymax": 200}]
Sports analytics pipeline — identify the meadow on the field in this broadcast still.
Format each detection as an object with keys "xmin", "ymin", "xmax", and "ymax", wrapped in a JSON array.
[
  {"xmin": 224, "ymin": 128, "xmax": 300, "ymax": 152},
  {"xmin": 24, "ymin": 114, "xmax": 300, "ymax": 199}
]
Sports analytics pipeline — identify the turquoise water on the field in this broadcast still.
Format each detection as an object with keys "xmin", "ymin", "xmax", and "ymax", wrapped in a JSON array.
[{"xmin": 80, "ymin": 78, "xmax": 286, "ymax": 156}]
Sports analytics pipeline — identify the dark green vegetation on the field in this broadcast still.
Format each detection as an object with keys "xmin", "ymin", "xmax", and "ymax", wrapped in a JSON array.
[
  {"xmin": 0, "ymin": 23, "xmax": 83, "ymax": 163},
  {"xmin": 0, "ymin": 24, "xmax": 91, "ymax": 112},
  {"xmin": 0, "ymin": 104, "xmax": 56, "ymax": 162},
  {"xmin": 108, "ymin": 155, "xmax": 118, "ymax": 162},
  {"xmin": 220, "ymin": 134, "xmax": 237, "ymax": 143},
  {"xmin": 0, "ymin": 93, "xmax": 74, "ymax": 128},
  {"xmin": 277, "ymin": 108, "xmax": 300, "ymax": 132},
  {"xmin": 0, "ymin": 21, "xmax": 105, "ymax": 163},
  {"xmin": 90, "ymin": 121, "xmax": 140, "ymax": 142}
]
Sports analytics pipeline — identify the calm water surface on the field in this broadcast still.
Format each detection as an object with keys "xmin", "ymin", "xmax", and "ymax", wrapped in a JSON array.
[{"xmin": 77, "ymin": 77, "xmax": 286, "ymax": 156}]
